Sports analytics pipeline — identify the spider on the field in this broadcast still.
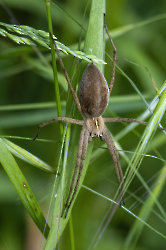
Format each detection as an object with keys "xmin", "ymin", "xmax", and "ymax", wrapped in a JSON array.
[{"xmin": 34, "ymin": 14, "xmax": 164, "ymax": 218}]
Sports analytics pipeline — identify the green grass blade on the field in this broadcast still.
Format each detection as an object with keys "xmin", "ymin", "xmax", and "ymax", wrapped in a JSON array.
[
  {"xmin": 124, "ymin": 166, "xmax": 166, "ymax": 249},
  {"xmin": 0, "ymin": 138, "xmax": 50, "ymax": 238},
  {"xmin": 115, "ymin": 82, "xmax": 166, "ymax": 141},
  {"xmin": 69, "ymin": 215, "xmax": 75, "ymax": 250},
  {"xmin": 110, "ymin": 13, "xmax": 166, "ymax": 38},
  {"xmin": 0, "ymin": 102, "xmax": 65, "ymax": 111},
  {"xmin": 0, "ymin": 22, "xmax": 106, "ymax": 64},
  {"xmin": 44, "ymin": 0, "xmax": 105, "ymax": 248},
  {"xmin": 124, "ymin": 81, "xmax": 166, "ymax": 194},
  {"xmin": 1, "ymin": 138, "xmax": 55, "ymax": 173},
  {"xmin": 45, "ymin": 0, "xmax": 63, "ymax": 139}
]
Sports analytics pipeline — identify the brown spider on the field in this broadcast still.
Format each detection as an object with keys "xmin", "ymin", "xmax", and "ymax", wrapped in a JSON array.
[{"xmin": 34, "ymin": 14, "xmax": 164, "ymax": 218}]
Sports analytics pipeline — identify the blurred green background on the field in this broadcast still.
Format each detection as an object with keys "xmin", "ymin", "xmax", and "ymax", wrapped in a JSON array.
[{"xmin": 0, "ymin": 0, "xmax": 166, "ymax": 249}]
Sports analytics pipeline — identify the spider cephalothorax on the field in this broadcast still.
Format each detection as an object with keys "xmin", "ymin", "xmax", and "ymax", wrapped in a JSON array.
[{"xmin": 86, "ymin": 116, "xmax": 105, "ymax": 139}]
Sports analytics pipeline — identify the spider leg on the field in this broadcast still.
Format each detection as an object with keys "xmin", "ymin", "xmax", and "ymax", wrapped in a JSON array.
[
  {"xmin": 102, "ymin": 125, "xmax": 124, "ymax": 203},
  {"xmin": 103, "ymin": 118, "xmax": 148, "ymax": 126},
  {"xmin": 33, "ymin": 117, "xmax": 83, "ymax": 141},
  {"xmin": 62, "ymin": 126, "xmax": 89, "ymax": 218},
  {"xmin": 104, "ymin": 14, "xmax": 117, "ymax": 94},
  {"xmin": 103, "ymin": 118, "xmax": 165, "ymax": 130},
  {"xmin": 61, "ymin": 126, "xmax": 85, "ymax": 217},
  {"xmin": 50, "ymin": 33, "xmax": 84, "ymax": 117}
]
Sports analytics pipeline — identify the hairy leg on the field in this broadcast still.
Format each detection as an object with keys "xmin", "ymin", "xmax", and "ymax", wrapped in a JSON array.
[
  {"xmin": 103, "ymin": 117, "xmax": 165, "ymax": 130},
  {"xmin": 62, "ymin": 125, "xmax": 89, "ymax": 218},
  {"xmin": 50, "ymin": 33, "xmax": 84, "ymax": 117},
  {"xmin": 102, "ymin": 125, "xmax": 124, "ymax": 200},
  {"xmin": 34, "ymin": 117, "xmax": 83, "ymax": 140}
]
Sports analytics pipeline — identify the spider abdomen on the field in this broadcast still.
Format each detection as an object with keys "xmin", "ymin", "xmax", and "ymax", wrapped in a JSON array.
[{"xmin": 78, "ymin": 63, "xmax": 109, "ymax": 117}]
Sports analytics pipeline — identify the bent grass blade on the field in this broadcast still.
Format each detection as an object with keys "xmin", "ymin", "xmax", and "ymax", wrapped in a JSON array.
[{"xmin": 1, "ymin": 138, "xmax": 55, "ymax": 173}]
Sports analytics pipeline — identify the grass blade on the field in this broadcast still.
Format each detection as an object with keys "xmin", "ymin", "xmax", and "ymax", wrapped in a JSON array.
[
  {"xmin": 44, "ymin": 0, "xmax": 105, "ymax": 248},
  {"xmin": 0, "ymin": 139, "xmax": 50, "ymax": 238}
]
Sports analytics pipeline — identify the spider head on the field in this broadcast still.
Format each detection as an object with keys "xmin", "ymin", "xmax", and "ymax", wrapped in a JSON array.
[{"xmin": 86, "ymin": 116, "xmax": 104, "ymax": 138}]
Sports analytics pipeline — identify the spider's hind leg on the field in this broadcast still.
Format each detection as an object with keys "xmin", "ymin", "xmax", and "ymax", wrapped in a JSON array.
[
  {"xmin": 61, "ymin": 125, "xmax": 89, "ymax": 218},
  {"xmin": 102, "ymin": 125, "xmax": 125, "ymax": 204}
]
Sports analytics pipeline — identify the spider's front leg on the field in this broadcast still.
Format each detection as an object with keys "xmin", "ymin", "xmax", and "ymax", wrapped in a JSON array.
[
  {"xmin": 61, "ymin": 125, "xmax": 90, "ymax": 218},
  {"xmin": 102, "ymin": 125, "xmax": 124, "ymax": 204},
  {"xmin": 33, "ymin": 117, "xmax": 83, "ymax": 141}
]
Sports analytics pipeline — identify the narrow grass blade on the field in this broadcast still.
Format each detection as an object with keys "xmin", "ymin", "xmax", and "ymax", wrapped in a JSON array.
[
  {"xmin": 124, "ymin": 166, "xmax": 166, "ymax": 249},
  {"xmin": 1, "ymin": 138, "xmax": 55, "ymax": 173},
  {"xmin": 45, "ymin": 0, "xmax": 63, "ymax": 139},
  {"xmin": 124, "ymin": 82, "xmax": 166, "ymax": 194},
  {"xmin": 110, "ymin": 13, "xmax": 166, "ymax": 38}
]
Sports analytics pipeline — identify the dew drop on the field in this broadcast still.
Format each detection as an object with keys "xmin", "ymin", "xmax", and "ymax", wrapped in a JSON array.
[{"xmin": 23, "ymin": 183, "xmax": 27, "ymax": 188}]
